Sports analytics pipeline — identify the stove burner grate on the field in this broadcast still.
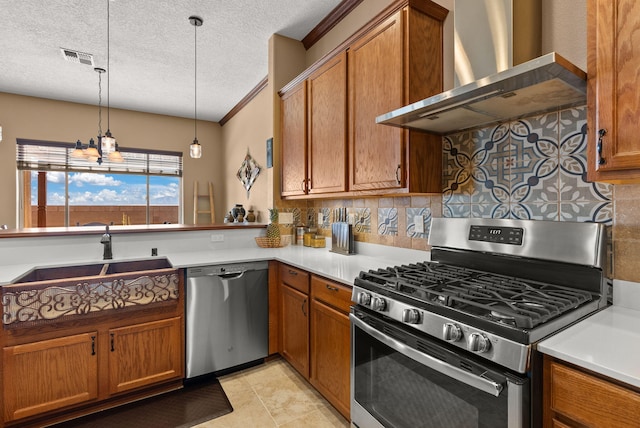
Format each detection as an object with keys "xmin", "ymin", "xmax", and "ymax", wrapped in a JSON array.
[{"xmin": 358, "ymin": 262, "xmax": 594, "ymax": 329}]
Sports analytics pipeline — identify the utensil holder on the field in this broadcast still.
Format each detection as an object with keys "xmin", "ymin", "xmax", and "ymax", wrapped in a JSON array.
[{"xmin": 330, "ymin": 222, "xmax": 355, "ymax": 255}]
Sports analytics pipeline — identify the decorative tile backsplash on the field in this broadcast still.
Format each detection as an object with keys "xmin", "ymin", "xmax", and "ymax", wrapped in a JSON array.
[
  {"xmin": 442, "ymin": 106, "xmax": 613, "ymax": 223},
  {"xmin": 278, "ymin": 105, "xmax": 613, "ymax": 251}
]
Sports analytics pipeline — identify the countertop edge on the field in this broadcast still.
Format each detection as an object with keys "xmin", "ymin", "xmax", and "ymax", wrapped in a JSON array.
[{"xmin": 537, "ymin": 305, "xmax": 640, "ymax": 390}]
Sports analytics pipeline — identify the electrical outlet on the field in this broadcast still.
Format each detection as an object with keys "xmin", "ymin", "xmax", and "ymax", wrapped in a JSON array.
[
  {"xmin": 317, "ymin": 212, "xmax": 324, "ymax": 225},
  {"xmin": 414, "ymin": 215, "xmax": 425, "ymax": 234},
  {"xmin": 210, "ymin": 234, "xmax": 224, "ymax": 242},
  {"xmin": 348, "ymin": 213, "xmax": 356, "ymax": 225},
  {"xmin": 279, "ymin": 212, "xmax": 294, "ymax": 224}
]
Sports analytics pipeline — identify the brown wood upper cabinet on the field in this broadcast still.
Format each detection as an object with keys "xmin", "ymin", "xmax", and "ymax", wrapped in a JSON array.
[
  {"xmin": 281, "ymin": 53, "xmax": 348, "ymax": 197},
  {"xmin": 349, "ymin": 3, "xmax": 446, "ymax": 194},
  {"xmin": 587, "ymin": 0, "xmax": 640, "ymax": 182},
  {"xmin": 280, "ymin": 0, "xmax": 448, "ymax": 198}
]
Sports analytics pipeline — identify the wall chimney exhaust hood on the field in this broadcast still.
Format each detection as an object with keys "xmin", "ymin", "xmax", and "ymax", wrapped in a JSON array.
[{"xmin": 376, "ymin": 1, "xmax": 587, "ymax": 135}]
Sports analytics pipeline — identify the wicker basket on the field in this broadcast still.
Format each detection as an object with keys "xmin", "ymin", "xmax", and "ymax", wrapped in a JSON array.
[{"xmin": 255, "ymin": 237, "xmax": 283, "ymax": 248}]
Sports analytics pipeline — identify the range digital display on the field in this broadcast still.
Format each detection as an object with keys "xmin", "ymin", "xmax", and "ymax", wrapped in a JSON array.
[{"xmin": 469, "ymin": 225, "xmax": 523, "ymax": 245}]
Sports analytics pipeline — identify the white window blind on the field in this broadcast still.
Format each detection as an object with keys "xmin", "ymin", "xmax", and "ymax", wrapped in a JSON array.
[{"xmin": 16, "ymin": 139, "xmax": 183, "ymax": 176}]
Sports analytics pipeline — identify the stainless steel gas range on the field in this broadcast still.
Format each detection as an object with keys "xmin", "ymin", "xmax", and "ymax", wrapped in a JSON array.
[{"xmin": 350, "ymin": 218, "xmax": 608, "ymax": 428}]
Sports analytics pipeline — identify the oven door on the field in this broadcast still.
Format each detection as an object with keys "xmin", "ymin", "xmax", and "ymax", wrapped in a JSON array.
[{"xmin": 351, "ymin": 308, "xmax": 529, "ymax": 428}]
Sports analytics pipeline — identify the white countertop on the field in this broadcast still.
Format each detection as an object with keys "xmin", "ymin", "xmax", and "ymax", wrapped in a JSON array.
[
  {"xmin": 0, "ymin": 233, "xmax": 429, "ymax": 287},
  {"xmin": 538, "ymin": 280, "xmax": 640, "ymax": 389}
]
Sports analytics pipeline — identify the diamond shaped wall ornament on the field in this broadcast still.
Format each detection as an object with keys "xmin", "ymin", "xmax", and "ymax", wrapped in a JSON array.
[{"xmin": 237, "ymin": 151, "xmax": 261, "ymax": 198}]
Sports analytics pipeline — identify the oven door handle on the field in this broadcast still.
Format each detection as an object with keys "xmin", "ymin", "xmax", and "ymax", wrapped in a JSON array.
[{"xmin": 351, "ymin": 314, "xmax": 505, "ymax": 397}]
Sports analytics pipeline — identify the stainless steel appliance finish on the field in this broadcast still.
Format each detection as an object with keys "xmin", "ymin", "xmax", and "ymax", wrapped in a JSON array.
[
  {"xmin": 350, "ymin": 218, "xmax": 608, "ymax": 428},
  {"xmin": 186, "ymin": 261, "xmax": 268, "ymax": 378},
  {"xmin": 375, "ymin": 1, "xmax": 586, "ymax": 135},
  {"xmin": 376, "ymin": 52, "xmax": 586, "ymax": 134}
]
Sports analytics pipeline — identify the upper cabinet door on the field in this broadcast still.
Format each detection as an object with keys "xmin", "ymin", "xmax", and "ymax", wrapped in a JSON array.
[
  {"xmin": 307, "ymin": 51, "xmax": 348, "ymax": 194},
  {"xmin": 588, "ymin": 0, "xmax": 640, "ymax": 182},
  {"xmin": 281, "ymin": 81, "xmax": 308, "ymax": 196},
  {"xmin": 348, "ymin": 11, "xmax": 405, "ymax": 191}
]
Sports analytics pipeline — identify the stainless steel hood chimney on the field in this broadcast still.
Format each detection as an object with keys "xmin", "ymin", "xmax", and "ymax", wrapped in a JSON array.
[{"xmin": 376, "ymin": 1, "xmax": 587, "ymax": 135}]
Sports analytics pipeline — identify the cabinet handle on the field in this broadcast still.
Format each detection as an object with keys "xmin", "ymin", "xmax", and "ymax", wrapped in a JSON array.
[
  {"xmin": 301, "ymin": 179, "xmax": 307, "ymax": 192},
  {"xmin": 597, "ymin": 128, "xmax": 607, "ymax": 165},
  {"xmin": 395, "ymin": 164, "xmax": 401, "ymax": 184},
  {"xmin": 110, "ymin": 333, "xmax": 115, "ymax": 352},
  {"xmin": 302, "ymin": 298, "xmax": 307, "ymax": 317},
  {"xmin": 288, "ymin": 269, "xmax": 298, "ymax": 276},
  {"xmin": 307, "ymin": 178, "xmax": 311, "ymax": 192},
  {"xmin": 91, "ymin": 335, "xmax": 96, "ymax": 356},
  {"xmin": 326, "ymin": 284, "xmax": 339, "ymax": 292}
]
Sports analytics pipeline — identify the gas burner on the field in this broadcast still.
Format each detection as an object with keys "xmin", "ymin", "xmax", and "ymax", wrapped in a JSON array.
[
  {"xmin": 489, "ymin": 310, "xmax": 517, "ymax": 325},
  {"xmin": 356, "ymin": 261, "xmax": 596, "ymax": 330}
]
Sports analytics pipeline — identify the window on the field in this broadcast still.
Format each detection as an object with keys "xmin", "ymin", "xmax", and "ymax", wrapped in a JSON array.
[{"xmin": 17, "ymin": 139, "xmax": 182, "ymax": 227}]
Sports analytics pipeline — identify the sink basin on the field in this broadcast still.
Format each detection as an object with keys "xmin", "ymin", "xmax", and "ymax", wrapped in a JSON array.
[{"xmin": 13, "ymin": 258, "xmax": 172, "ymax": 283}]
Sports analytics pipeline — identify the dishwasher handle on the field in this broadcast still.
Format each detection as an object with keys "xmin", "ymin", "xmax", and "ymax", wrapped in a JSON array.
[{"xmin": 207, "ymin": 270, "xmax": 247, "ymax": 280}]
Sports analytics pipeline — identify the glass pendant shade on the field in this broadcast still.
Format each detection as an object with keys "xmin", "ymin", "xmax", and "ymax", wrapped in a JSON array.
[
  {"xmin": 108, "ymin": 143, "xmax": 124, "ymax": 162},
  {"xmin": 85, "ymin": 138, "xmax": 100, "ymax": 158},
  {"xmin": 103, "ymin": 130, "xmax": 115, "ymax": 154},
  {"xmin": 190, "ymin": 138, "xmax": 202, "ymax": 158},
  {"xmin": 71, "ymin": 140, "xmax": 85, "ymax": 158}
]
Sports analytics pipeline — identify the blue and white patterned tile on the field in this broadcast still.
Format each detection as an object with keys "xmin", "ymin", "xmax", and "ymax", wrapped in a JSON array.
[
  {"xmin": 318, "ymin": 208, "xmax": 331, "ymax": 229},
  {"xmin": 353, "ymin": 208, "xmax": 371, "ymax": 234},
  {"xmin": 377, "ymin": 208, "xmax": 398, "ymax": 235},
  {"xmin": 560, "ymin": 201, "xmax": 613, "ymax": 224},
  {"xmin": 558, "ymin": 107, "xmax": 613, "ymax": 203},
  {"xmin": 443, "ymin": 204, "xmax": 470, "ymax": 218},
  {"xmin": 292, "ymin": 207, "xmax": 301, "ymax": 225},
  {"xmin": 512, "ymin": 201, "xmax": 559, "ymax": 221},
  {"xmin": 306, "ymin": 208, "xmax": 316, "ymax": 227},
  {"xmin": 406, "ymin": 207, "xmax": 432, "ymax": 238},
  {"xmin": 471, "ymin": 204, "xmax": 508, "ymax": 218}
]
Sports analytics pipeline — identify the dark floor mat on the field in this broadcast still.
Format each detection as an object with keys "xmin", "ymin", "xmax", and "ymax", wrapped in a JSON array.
[{"xmin": 51, "ymin": 379, "xmax": 233, "ymax": 428}]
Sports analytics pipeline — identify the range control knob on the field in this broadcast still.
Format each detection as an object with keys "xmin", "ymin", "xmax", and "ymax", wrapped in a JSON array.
[
  {"xmin": 442, "ymin": 323, "xmax": 463, "ymax": 342},
  {"xmin": 357, "ymin": 292, "xmax": 372, "ymax": 306},
  {"xmin": 371, "ymin": 296, "xmax": 387, "ymax": 311},
  {"xmin": 402, "ymin": 308, "xmax": 421, "ymax": 324},
  {"xmin": 467, "ymin": 332, "xmax": 491, "ymax": 353}
]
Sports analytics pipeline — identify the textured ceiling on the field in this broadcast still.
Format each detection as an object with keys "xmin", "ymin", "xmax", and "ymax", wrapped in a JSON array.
[{"xmin": 0, "ymin": 0, "xmax": 342, "ymax": 122}]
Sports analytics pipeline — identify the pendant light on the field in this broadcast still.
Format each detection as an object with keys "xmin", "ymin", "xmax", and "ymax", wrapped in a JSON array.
[
  {"xmin": 102, "ymin": 0, "xmax": 116, "ymax": 155},
  {"xmin": 189, "ymin": 15, "xmax": 203, "ymax": 159}
]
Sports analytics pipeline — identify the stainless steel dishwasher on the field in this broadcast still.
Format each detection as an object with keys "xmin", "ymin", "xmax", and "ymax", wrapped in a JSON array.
[{"xmin": 185, "ymin": 261, "xmax": 269, "ymax": 378}]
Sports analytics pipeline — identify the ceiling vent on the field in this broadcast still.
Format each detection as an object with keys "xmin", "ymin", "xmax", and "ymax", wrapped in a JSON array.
[{"xmin": 60, "ymin": 48, "xmax": 95, "ymax": 66}]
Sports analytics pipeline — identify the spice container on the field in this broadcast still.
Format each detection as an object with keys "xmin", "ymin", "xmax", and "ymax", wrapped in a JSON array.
[
  {"xmin": 295, "ymin": 226, "xmax": 307, "ymax": 245},
  {"xmin": 311, "ymin": 236, "xmax": 326, "ymax": 248},
  {"xmin": 303, "ymin": 231, "xmax": 314, "ymax": 247}
]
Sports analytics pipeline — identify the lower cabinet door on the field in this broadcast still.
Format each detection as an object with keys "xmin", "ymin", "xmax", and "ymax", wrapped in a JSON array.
[
  {"xmin": 280, "ymin": 284, "xmax": 310, "ymax": 378},
  {"xmin": 310, "ymin": 299, "xmax": 350, "ymax": 419},
  {"xmin": 3, "ymin": 332, "xmax": 99, "ymax": 422},
  {"xmin": 108, "ymin": 316, "xmax": 183, "ymax": 395}
]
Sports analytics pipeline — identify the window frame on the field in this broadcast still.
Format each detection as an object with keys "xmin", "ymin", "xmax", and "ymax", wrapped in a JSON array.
[{"xmin": 16, "ymin": 139, "xmax": 183, "ymax": 227}]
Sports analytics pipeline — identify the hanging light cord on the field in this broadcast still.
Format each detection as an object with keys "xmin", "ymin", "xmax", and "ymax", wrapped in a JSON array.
[
  {"xmin": 107, "ymin": 0, "xmax": 111, "ymax": 130},
  {"xmin": 194, "ymin": 18, "xmax": 197, "ymax": 141},
  {"xmin": 98, "ymin": 71, "xmax": 103, "ymax": 136}
]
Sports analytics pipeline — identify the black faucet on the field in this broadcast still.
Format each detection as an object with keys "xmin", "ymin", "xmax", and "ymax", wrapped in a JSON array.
[{"xmin": 101, "ymin": 225, "xmax": 113, "ymax": 260}]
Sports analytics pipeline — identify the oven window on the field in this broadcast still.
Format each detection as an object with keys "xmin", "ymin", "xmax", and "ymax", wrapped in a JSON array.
[{"xmin": 353, "ymin": 324, "xmax": 510, "ymax": 428}]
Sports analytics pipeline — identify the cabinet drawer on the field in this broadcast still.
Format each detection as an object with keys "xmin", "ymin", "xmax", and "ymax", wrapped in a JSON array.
[
  {"xmin": 549, "ymin": 361, "xmax": 640, "ymax": 427},
  {"xmin": 311, "ymin": 276, "xmax": 351, "ymax": 313},
  {"xmin": 280, "ymin": 264, "xmax": 309, "ymax": 294}
]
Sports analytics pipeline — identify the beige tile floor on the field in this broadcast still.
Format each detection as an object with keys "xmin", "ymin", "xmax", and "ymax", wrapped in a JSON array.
[{"xmin": 195, "ymin": 357, "xmax": 350, "ymax": 428}]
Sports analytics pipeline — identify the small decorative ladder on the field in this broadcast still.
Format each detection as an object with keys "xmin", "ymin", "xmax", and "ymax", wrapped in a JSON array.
[{"xmin": 193, "ymin": 181, "xmax": 215, "ymax": 224}]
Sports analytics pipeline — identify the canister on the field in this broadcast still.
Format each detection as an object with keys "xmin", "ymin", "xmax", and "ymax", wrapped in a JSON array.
[
  {"xmin": 295, "ymin": 226, "xmax": 306, "ymax": 245},
  {"xmin": 303, "ymin": 231, "xmax": 314, "ymax": 247}
]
